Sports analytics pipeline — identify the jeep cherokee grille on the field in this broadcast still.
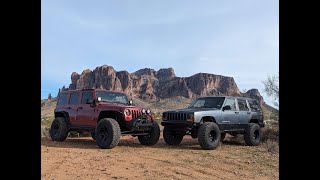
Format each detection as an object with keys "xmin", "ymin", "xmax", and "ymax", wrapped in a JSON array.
[{"xmin": 166, "ymin": 113, "xmax": 187, "ymax": 121}]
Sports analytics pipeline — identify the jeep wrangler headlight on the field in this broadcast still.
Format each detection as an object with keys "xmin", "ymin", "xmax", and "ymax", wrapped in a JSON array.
[
  {"xmin": 125, "ymin": 109, "xmax": 131, "ymax": 116},
  {"xmin": 142, "ymin": 109, "xmax": 151, "ymax": 114}
]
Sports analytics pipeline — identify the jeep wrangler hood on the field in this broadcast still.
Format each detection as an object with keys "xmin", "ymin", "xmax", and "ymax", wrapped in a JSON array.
[{"xmin": 98, "ymin": 102, "xmax": 143, "ymax": 109}]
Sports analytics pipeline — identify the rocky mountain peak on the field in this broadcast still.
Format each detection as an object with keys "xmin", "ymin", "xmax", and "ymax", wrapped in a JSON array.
[
  {"xmin": 65, "ymin": 65, "xmax": 266, "ymax": 102},
  {"xmin": 245, "ymin": 88, "xmax": 264, "ymax": 104}
]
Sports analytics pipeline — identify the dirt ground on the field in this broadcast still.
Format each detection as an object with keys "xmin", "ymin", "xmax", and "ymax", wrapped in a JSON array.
[{"xmin": 41, "ymin": 134, "xmax": 278, "ymax": 180}]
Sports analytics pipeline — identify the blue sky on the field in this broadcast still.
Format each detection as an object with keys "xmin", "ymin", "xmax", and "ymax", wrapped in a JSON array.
[{"xmin": 41, "ymin": 0, "xmax": 279, "ymax": 106}]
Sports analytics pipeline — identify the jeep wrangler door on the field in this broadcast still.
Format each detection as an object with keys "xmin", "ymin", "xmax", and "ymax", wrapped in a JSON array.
[
  {"xmin": 77, "ymin": 91, "xmax": 95, "ymax": 126},
  {"xmin": 68, "ymin": 91, "xmax": 80, "ymax": 125}
]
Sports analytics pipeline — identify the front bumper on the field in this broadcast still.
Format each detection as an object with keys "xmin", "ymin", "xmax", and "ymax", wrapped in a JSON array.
[
  {"xmin": 161, "ymin": 120, "xmax": 193, "ymax": 127},
  {"xmin": 126, "ymin": 115, "xmax": 154, "ymax": 132}
]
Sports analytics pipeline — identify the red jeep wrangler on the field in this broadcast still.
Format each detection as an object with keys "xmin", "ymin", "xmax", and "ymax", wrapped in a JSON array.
[{"xmin": 50, "ymin": 88, "xmax": 160, "ymax": 149}]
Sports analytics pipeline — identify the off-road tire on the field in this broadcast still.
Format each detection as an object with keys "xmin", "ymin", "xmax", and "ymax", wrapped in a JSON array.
[
  {"xmin": 50, "ymin": 117, "xmax": 69, "ymax": 142},
  {"xmin": 95, "ymin": 118, "xmax": 121, "ymax": 149},
  {"xmin": 91, "ymin": 132, "xmax": 96, "ymax": 140},
  {"xmin": 198, "ymin": 122, "xmax": 221, "ymax": 150},
  {"xmin": 163, "ymin": 126, "xmax": 184, "ymax": 145},
  {"xmin": 244, "ymin": 123, "xmax": 261, "ymax": 146},
  {"xmin": 221, "ymin": 133, "xmax": 226, "ymax": 141},
  {"xmin": 138, "ymin": 122, "xmax": 160, "ymax": 145}
]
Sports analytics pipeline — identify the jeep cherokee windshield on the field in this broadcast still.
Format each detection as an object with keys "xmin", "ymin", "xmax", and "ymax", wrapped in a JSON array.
[
  {"xmin": 189, "ymin": 97, "xmax": 225, "ymax": 109},
  {"xmin": 96, "ymin": 91, "xmax": 129, "ymax": 104}
]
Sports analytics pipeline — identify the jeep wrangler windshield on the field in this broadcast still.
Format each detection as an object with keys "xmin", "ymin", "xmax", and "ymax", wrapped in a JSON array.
[{"xmin": 96, "ymin": 91, "xmax": 129, "ymax": 104}]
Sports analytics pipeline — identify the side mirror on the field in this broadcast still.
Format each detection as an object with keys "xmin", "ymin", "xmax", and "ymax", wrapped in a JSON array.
[
  {"xmin": 222, "ymin": 105, "xmax": 231, "ymax": 111},
  {"xmin": 129, "ymin": 100, "xmax": 133, "ymax": 105}
]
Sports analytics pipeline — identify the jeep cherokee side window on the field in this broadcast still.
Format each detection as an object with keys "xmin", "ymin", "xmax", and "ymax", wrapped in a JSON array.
[
  {"xmin": 237, "ymin": 99, "xmax": 249, "ymax": 111},
  {"xmin": 70, "ymin": 92, "xmax": 80, "ymax": 105},
  {"xmin": 81, "ymin": 91, "xmax": 94, "ymax": 104},
  {"xmin": 224, "ymin": 98, "xmax": 236, "ymax": 111},
  {"xmin": 57, "ymin": 93, "xmax": 68, "ymax": 105}
]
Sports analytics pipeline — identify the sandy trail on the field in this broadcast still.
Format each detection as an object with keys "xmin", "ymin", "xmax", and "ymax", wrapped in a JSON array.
[{"xmin": 41, "ymin": 134, "xmax": 278, "ymax": 180}]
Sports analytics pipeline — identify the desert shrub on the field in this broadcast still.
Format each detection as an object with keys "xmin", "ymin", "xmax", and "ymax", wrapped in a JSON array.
[
  {"xmin": 261, "ymin": 127, "xmax": 279, "ymax": 154},
  {"xmin": 262, "ymin": 127, "xmax": 279, "ymax": 142},
  {"xmin": 41, "ymin": 117, "xmax": 54, "ymax": 138},
  {"xmin": 263, "ymin": 139, "xmax": 279, "ymax": 154},
  {"xmin": 41, "ymin": 126, "xmax": 50, "ymax": 138},
  {"xmin": 152, "ymin": 112, "xmax": 163, "ymax": 124}
]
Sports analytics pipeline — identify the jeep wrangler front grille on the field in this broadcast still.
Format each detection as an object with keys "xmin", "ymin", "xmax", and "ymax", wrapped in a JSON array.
[
  {"xmin": 131, "ymin": 110, "xmax": 142, "ymax": 119},
  {"xmin": 166, "ymin": 113, "xmax": 187, "ymax": 121}
]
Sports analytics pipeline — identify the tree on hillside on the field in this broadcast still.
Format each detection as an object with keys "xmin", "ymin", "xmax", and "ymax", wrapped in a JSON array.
[{"xmin": 262, "ymin": 73, "xmax": 279, "ymax": 107}]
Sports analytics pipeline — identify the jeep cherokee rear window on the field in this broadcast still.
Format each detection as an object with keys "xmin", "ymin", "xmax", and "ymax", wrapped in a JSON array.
[
  {"xmin": 249, "ymin": 100, "xmax": 261, "ymax": 112},
  {"xmin": 237, "ymin": 99, "xmax": 249, "ymax": 111},
  {"xmin": 57, "ymin": 93, "xmax": 68, "ymax": 105}
]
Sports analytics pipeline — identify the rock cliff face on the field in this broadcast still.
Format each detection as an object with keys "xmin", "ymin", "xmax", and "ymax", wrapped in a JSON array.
[
  {"xmin": 245, "ymin": 89, "xmax": 264, "ymax": 104},
  {"xmin": 65, "ymin": 65, "xmax": 262, "ymax": 101}
]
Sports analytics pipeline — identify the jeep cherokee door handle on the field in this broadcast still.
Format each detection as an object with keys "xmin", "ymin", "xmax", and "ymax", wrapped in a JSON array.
[
  {"xmin": 235, "ymin": 112, "xmax": 239, "ymax": 114},
  {"xmin": 247, "ymin": 112, "xmax": 251, "ymax": 114}
]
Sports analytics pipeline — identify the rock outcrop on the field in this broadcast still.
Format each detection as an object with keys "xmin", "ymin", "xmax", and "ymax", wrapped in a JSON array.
[
  {"xmin": 245, "ymin": 89, "xmax": 264, "ymax": 104},
  {"xmin": 65, "ymin": 65, "xmax": 265, "ymax": 101}
]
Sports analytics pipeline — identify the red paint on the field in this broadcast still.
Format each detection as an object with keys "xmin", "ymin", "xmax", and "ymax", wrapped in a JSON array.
[{"xmin": 55, "ymin": 89, "xmax": 151, "ymax": 127}]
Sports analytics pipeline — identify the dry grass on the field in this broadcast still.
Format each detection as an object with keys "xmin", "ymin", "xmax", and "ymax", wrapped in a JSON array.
[
  {"xmin": 261, "ymin": 127, "xmax": 279, "ymax": 154},
  {"xmin": 42, "ymin": 135, "xmax": 279, "ymax": 180},
  {"xmin": 262, "ymin": 127, "xmax": 279, "ymax": 142},
  {"xmin": 263, "ymin": 140, "xmax": 279, "ymax": 154}
]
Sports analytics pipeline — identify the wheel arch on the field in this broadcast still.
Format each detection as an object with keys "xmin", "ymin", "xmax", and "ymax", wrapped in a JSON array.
[
  {"xmin": 98, "ymin": 110, "xmax": 123, "ymax": 122},
  {"xmin": 200, "ymin": 116, "xmax": 217, "ymax": 124},
  {"xmin": 54, "ymin": 111, "xmax": 70, "ymax": 124},
  {"xmin": 249, "ymin": 119, "xmax": 259, "ymax": 124}
]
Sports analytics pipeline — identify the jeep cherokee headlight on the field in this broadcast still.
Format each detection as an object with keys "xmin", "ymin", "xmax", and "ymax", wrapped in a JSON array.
[
  {"xmin": 162, "ymin": 113, "xmax": 167, "ymax": 120},
  {"xmin": 187, "ymin": 113, "xmax": 194, "ymax": 119},
  {"xmin": 125, "ymin": 109, "xmax": 131, "ymax": 116}
]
